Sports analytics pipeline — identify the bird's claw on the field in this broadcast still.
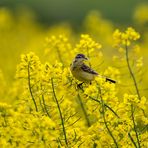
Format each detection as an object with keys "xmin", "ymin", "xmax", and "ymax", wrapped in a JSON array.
[{"xmin": 77, "ymin": 82, "xmax": 84, "ymax": 89}]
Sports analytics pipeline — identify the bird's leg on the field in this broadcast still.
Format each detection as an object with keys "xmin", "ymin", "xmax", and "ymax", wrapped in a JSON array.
[{"xmin": 77, "ymin": 82, "xmax": 84, "ymax": 89}]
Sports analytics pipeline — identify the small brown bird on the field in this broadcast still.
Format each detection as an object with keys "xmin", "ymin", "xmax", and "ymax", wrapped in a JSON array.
[{"xmin": 70, "ymin": 53, "xmax": 116, "ymax": 83}]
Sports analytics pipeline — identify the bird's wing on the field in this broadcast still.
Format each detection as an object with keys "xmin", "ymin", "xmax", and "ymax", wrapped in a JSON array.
[{"xmin": 81, "ymin": 64, "xmax": 98, "ymax": 75}]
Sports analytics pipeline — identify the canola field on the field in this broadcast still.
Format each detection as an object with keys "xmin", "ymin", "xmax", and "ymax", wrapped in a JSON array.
[{"xmin": 0, "ymin": 5, "xmax": 148, "ymax": 148}]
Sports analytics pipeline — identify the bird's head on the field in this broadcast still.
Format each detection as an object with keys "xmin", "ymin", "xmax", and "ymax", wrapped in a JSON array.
[
  {"xmin": 71, "ymin": 54, "xmax": 88, "ymax": 67},
  {"xmin": 75, "ymin": 54, "xmax": 88, "ymax": 62}
]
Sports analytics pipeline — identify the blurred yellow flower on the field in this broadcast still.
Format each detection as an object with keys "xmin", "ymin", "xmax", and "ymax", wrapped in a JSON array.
[
  {"xmin": 134, "ymin": 4, "xmax": 148, "ymax": 25},
  {"xmin": 113, "ymin": 27, "xmax": 140, "ymax": 47}
]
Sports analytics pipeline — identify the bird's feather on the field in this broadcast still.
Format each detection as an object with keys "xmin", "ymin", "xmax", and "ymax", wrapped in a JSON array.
[{"xmin": 81, "ymin": 64, "xmax": 98, "ymax": 75}]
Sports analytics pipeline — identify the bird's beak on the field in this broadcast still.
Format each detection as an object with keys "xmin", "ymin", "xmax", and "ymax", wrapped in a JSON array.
[{"xmin": 84, "ymin": 57, "xmax": 88, "ymax": 60}]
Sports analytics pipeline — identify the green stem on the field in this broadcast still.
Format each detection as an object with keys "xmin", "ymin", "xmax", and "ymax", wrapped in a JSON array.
[
  {"xmin": 39, "ymin": 96, "xmax": 44, "ymax": 112},
  {"xmin": 40, "ymin": 85, "xmax": 51, "ymax": 118},
  {"xmin": 78, "ymin": 86, "xmax": 119, "ymax": 118},
  {"xmin": 3, "ymin": 115, "xmax": 7, "ymax": 127},
  {"xmin": 42, "ymin": 94, "xmax": 51, "ymax": 118},
  {"xmin": 27, "ymin": 63, "xmax": 38, "ymax": 112},
  {"xmin": 51, "ymin": 78, "xmax": 68, "ymax": 146},
  {"xmin": 99, "ymin": 87, "xmax": 118, "ymax": 148},
  {"xmin": 131, "ymin": 104, "xmax": 141, "ymax": 148},
  {"xmin": 56, "ymin": 46, "xmax": 64, "ymax": 65},
  {"xmin": 77, "ymin": 93, "xmax": 91, "ymax": 127},
  {"xmin": 128, "ymin": 132, "xmax": 138, "ymax": 148},
  {"xmin": 125, "ymin": 45, "xmax": 141, "ymax": 100},
  {"xmin": 89, "ymin": 96, "xmax": 119, "ymax": 118}
]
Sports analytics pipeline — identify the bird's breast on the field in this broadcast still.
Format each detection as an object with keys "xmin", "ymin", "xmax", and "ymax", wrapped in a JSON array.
[{"xmin": 71, "ymin": 67, "xmax": 96, "ymax": 82}]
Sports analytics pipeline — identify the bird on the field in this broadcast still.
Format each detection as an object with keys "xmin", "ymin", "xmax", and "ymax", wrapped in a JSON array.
[{"xmin": 70, "ymin": 53, "xmax": 116, "ymax": 85}]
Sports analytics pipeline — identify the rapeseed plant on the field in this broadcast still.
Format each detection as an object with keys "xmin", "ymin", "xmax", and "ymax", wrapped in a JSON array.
[{"xmin": 0, "ymin": 8, "xmax": 147, "ymax": 148}]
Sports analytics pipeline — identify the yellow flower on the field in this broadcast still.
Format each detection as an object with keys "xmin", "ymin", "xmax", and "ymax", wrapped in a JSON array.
[
  {"xmin": 134, "ymin": 4, "xmax": 148, "ymax": 25},
  {"xmin": 138, "ymin": 96, "xmax": 146, "ymax": 110},
  {"xmin": 74, "ymin": 34, "xmax": 102, "ymax": 56},
  {"xmin": 113, "ymin": 29, "xmax": 122, "ymax": 47},
  {"xmin": 126, "ymin": 27, "xmax": 140, "ymax": 41},
  {"xmin": 123, "ymin": 93, "xmax": 139, "ymax": 105},
  {"xmin": 136, "ymin": 57, "xmax": 143, "ymax": 68},
  {"xmin": 113, "ymin": 27, "xmax": 140, "ymax": 47},
  {"xmin": 84, "ymin": 84, "xmax": 97, "ymax": 97}
]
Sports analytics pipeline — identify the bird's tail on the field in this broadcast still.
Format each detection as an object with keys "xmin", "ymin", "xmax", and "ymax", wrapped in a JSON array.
[
  {"xmin": 98, "ymin": 75, "xmax": 116, "ymax": 83},
  {"xmin": 105, "ymin": 77, "xmax": 116, "ymax": 83}
]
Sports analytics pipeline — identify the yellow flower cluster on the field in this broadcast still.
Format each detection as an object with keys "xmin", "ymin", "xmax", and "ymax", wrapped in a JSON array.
[
  {"xmin": 0, "ymin": 102, "xmax": 58, "ymax": 147},
  {"xmin": 74, "ymin": 34, "xmax": 102, "ymax": 55},
  {"xmin": 113, "ymin": 27, "xmax": 140, "ymax": 47},
  {"xmin": 73, "ymin": 34, "xmax": 103, "ymax": 67},
  {"xmin": 0, "ymin": 8, "xmax": 147, "ymax": 147},
  {"xmin": 84, "ymin": 11, "xmax": 113, "ymax": 44},
  {"xmin": 134, "ymin": 4, "xmax": 148, "ymax": 25},
  {"xmin": 45, "ymin": 35, "xmax": 72, "ymax": 65},
  {"xmin": 0, "ymin": 33, "xmax": 147, "ymax": 147}
]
